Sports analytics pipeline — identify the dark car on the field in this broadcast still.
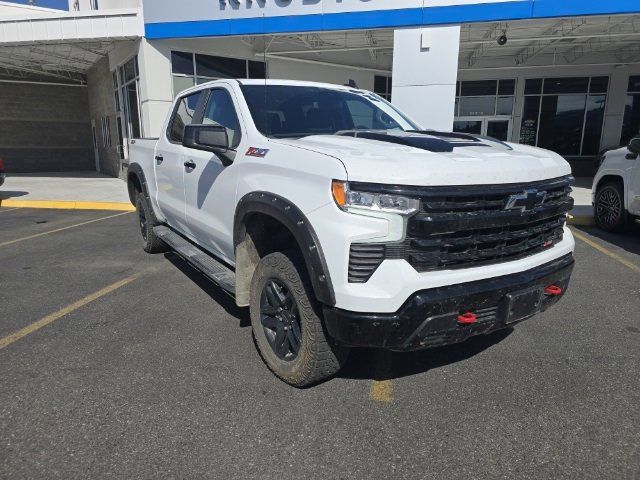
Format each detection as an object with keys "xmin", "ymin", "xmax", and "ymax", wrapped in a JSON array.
[{"xmin": 0, "ymin": 158, "xmax": 5, "ymax": 187}]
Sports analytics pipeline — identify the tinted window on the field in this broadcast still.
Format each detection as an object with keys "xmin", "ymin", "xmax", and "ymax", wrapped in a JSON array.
[
  {"xmin": 498, "ymin": 79, "xmax": 516, "ymax": 96},
  {"xmin": 172, "ymin": 51, "xmax": 194, "ymax": 76},
  {"xmin": 628, "ymin": 76, "xmax": 640, "ymax": 93},
  {"xmin": 459, "ymin": 96, "xmax": 496, "ymax": 116},
  {"xmin": 538, "ymin": 95, "xmax": 586, "ymax": 155},
  {"xmin": 202, "ymin": 89, "xmax": 242, "ymax": 148},
  {"xmin": 621, "ymin": 94, "xmax": 640, "ymax": 145},
  {"xmin": 524, "ymin": 79, "xmax": 542, "ymax": 95},
  {"xmin": 582, "ymin": 95, "xmax": 606, "ymax": 155},
  {"xmin": 460, "ymin": 80, "xmax": 497, "ymax": 97},
  {"xmin": 248, "ymin": 61, "xmax": 266, "ymax": 79},
  {"xmin": 543, "ymin": 77, "xmax": 589, "ymax": 94},
  {"xmin": 241, "ymin": 85, "xmax": 416, "ymax": 138},
  {"xmin": 168, "ymin": 90, "xmax": 203, "ymax": 143},
  {"xmin": 196, "ymin": 54, "xmax": 246, "ymax": 79},
  {"xmin": 589, "ymin": 76, "xmax": 609, "ymax": 94}
]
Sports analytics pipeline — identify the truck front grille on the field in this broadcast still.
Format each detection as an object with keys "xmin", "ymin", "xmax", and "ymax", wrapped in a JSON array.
[{"xmin": 348, "ymin": 176, "xmax": 573, "ymax": 282}]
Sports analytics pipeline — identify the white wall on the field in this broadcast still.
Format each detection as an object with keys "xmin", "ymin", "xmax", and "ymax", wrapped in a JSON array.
[{"xmin": 392, "ymin": 26, "xmax": 461, "ymax": 130}]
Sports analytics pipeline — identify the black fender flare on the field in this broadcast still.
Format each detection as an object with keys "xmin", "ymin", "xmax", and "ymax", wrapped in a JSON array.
[
  {"xmin": 234, "ymin": 192, "xmax": 336, "ymax": 306},
  {"xmin": 127, "ymin": 163, "xmax": 159, "ymax": 223}
]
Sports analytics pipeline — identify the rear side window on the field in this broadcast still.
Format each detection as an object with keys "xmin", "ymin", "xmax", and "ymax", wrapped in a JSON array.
[{"xmin": 168, "ymin": 90, "xmax": 203, "ymax": 143}]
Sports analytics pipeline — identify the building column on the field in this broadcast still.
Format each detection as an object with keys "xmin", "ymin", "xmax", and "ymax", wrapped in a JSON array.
[
  {"xmin": 392, "ymin": 26, "xmax": 461, "ymax": 131},
  {"xmin": 137, "ymin": 39, "xmax": 174, "ymax": 138}
]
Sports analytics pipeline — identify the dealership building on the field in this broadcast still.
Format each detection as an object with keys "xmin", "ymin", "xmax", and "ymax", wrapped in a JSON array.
[{"xmin": 1, "ymin": 0, "xmax": 639, "ymax": 177}]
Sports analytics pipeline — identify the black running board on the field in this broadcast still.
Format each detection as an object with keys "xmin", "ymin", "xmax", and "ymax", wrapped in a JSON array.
[{"xmin": 154, "ymin": 226, "xmax": 235, "ymax": 294}]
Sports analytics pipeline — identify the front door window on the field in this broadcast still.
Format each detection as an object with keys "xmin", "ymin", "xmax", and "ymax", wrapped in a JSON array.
[{"xmin": 454, "ymin": 117, "xmax": 511, "ymax": 141}]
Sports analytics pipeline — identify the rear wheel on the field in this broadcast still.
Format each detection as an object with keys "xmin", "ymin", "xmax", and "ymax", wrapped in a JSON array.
[
  {"xmin": 250, "ymin": 251, "xmax": 348, "ymax": 387},
  {"xmin": 136, "ymin": 193, "xmax": 166, "ymax": 253},
  {"xmin": 594, "ymin": 182, "xmax": 627, "ymax": 232}
]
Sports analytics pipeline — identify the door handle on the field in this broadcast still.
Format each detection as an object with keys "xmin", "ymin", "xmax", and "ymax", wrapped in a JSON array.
[
  {"xmin": 155, "ymin": 154, "xmax": 164, "ymax": 164},
  {"xmin": 184, "ymin": 160, "xmax": 196, "ymax": 169}
]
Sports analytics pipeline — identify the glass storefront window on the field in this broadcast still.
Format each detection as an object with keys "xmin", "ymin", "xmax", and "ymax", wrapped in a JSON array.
[
  {"xmin": 455, "ymin": 79, "xmax": 516, "ymax": 117},
  {"xmin": 520, "ymin": 76, "xmax": 609, "ymax": 156},
  {"xmin": 621, "ymin": 76, "xmax": 640, "ymax": 145},
  {"xmin": 459, "ymin": 96, "xmax": 496, "ymax": 117},
  {"xmin": 171, "ymin": 51, "xmax": 267, "ymax": 96}
]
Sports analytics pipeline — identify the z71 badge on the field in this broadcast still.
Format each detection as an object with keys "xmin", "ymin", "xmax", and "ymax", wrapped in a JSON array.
[{"xmin": 246, "ymin": 147, "xmax": 269, "ymax": 158}]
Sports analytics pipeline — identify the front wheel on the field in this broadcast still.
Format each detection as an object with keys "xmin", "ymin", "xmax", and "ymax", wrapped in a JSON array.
[
  {"xmin": 250, "ymin": 251, "xmax": 348, "ymax": 387},
  {"xmin": 594, "ymin": 182, "xmax": 627, "ymax": 232}
]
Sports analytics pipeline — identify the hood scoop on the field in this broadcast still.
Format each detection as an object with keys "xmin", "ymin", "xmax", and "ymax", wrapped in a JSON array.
[{"xmin": 336, "ymin": 129, "xmax": 511, "ymax": 153}]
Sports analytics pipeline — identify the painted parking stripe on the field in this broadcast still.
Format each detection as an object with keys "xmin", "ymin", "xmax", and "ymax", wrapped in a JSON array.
[
  {"xmin": 0, "ymin": 208, "xmax": 20, "ymax": 214},
  {"xmin": 0, "ymin": 274, "xmax": 139, "ymax": 351},
  {"xmin": 571, "ymin": 228, "xmax": 640, "ymax": 274},
  {"xmin": 0, "ymin": 211, "xmax": 133, "ymax": 248}
]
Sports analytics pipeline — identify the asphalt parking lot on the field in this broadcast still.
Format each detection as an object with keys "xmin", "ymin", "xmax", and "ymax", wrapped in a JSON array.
[{"xmin": 0, "ymin": 207, "xmax": 639, "ymax": 479}]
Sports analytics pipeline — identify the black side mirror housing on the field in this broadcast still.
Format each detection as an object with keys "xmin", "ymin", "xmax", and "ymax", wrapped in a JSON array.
[
  {"xmin": 183, "ymin": 124, "xmax": 229, "ymax": 153},
  {"xmin": 628, "ymin": 137, "xmax": 640, "ymax": 155}
]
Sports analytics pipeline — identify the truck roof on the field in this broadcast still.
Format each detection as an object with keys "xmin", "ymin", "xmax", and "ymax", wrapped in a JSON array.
[{"xmin": 237, "ymin": 78, "xmax": 363, "ymax": 92}]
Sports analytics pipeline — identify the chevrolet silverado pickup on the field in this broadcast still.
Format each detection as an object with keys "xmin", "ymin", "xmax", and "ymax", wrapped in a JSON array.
[{"xmin": 127, "ymin": 79, "xmax": 575, "ymax": 387}]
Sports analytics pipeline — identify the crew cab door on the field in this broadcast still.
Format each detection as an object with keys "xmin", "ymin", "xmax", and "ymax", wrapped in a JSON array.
[
  {"xmin": 182, "ymin": 87, "xmax": 244, "ymax": 264},
  {"xmin": 154, "ymin": 89, "xmax": 206, "ymax": 232}
]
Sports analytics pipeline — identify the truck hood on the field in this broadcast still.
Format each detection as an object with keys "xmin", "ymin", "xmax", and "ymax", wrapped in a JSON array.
[{"xmin": 275, "ymin": 132, "xmax": 571, "ymax": 186}]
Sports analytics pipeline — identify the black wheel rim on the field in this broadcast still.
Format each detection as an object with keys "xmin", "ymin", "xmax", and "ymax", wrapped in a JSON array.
[
  {"xmin": 259, "ymin": 279, "xmax": 302, "ymax": 361},
  {"xmin": 596, "ymin": 188, "xmax": 621, "ymax": 228},
  {"xmin": 138, "ymin": 205, "xmax": 148, "ymax": 241}
]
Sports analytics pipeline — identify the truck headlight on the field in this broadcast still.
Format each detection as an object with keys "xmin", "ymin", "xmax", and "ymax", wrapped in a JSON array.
[{"xmin": 332, "ymin": 181, "xmax": 419, "ymax": 215}]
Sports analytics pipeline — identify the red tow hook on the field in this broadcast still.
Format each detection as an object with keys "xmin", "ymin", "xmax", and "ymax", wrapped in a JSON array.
[
  {"xmin": 544, "ymin": 285, "xmax": 563, "ymax": 296},
  {"xmin": 457, "ymin": 312, "xmax": 478, "ymax": 325}
]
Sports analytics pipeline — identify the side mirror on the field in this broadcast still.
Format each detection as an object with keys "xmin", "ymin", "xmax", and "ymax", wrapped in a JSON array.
[
  {"xmin": 183, "ymin": 124, "xmax": 229, "ymax": 153},
  {"xmin": 628, "ymin": 137, "xmax": 640, "ymax": 155}
]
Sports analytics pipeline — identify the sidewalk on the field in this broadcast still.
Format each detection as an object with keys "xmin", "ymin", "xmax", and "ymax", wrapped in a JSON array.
[
  {"xmin": 569, "ymin": 177, "xmax": 594, "ymax": 226},
  {"xmin": 0, "ymin": 172, "xmax": 134, "ymax": 211}
]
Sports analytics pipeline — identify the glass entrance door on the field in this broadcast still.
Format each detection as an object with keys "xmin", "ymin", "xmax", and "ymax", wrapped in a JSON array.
[{"xmin": 454, "ymin": 117, "xmax": 512, "ymax": 141}]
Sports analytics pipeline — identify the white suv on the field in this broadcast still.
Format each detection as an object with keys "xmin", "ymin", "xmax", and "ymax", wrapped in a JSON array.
[
  {"xmin": 128, "ymin": 80, "xmax": 575, "ymax": 386},
  {"xmin": 593, "ymin": 137, "xmax": 640, "ymax": 231}
]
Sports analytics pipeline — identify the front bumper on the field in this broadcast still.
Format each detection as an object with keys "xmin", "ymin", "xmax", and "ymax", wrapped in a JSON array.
[{"xmin": 324, "ymin": 254, "xmax": 574, "ymax": 351}]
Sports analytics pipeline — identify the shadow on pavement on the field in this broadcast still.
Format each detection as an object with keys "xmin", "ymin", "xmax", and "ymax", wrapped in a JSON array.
[
  {"xmin": 0, "ymin": 191, "xmax": 28, "ymax": 200},
  {"xmin": 165, "ymin": 252, "xmax": 251, "ymax": 328},
  {"xmin": 340, "ymin": 328, "xmax": 513, "ymax": 382},
  {"xmin": 572, "ymin": 223, "xmax": 640, "ymax": 257}
]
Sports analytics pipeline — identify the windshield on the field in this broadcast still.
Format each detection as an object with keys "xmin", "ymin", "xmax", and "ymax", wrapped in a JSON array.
[{"xmin": 240, "ymin": 85, "xmax": 418, "ymax": 138}]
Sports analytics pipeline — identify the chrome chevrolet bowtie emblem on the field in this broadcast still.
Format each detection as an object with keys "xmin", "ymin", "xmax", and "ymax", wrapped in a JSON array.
[{"xmin": 505, "ymin": 189, "xmax": 547, "ymax": 212}]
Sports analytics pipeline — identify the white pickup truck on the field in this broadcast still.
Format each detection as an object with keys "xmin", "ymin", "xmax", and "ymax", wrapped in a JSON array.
[
  {"xmin": 592, "ymin": 136, "xmax": 640, "ymax": 231},
  {"xmin": 128, "ymin": 79, "xmax": 575, "ymax": 387}
]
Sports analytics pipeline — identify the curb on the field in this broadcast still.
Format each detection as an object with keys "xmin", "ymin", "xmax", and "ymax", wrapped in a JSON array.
[
  {"xmin": 567, "ymin": 213, "xmax": 595, "ymax": 227},
  {"xmin": 0, "ymin": 199, "xmax": 135, "ymax": 212}
]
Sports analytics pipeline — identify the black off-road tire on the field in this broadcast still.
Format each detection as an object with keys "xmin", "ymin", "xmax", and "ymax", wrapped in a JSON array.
[
  {"xmin": 135, "ymin": 193, "xmax": 167, "ymax": 253},
  {"xmin": 250, "ymin": 251, "xmax": 348, "ymax": 387},
  {"xmin": 594, "ymin": 181, "xmax": 627, "ymax": 232}
]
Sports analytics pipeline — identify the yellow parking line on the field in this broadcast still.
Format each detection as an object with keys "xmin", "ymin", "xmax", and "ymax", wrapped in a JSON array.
[
  {"xmin": 0, "ymin": 199, "xmax": 135, "ymax": 212},
  {"xmin": 0, "ymin": 274, "xmax": 139, "ymax": 351},
  {"xmin": 0, "ymin": 211, "xmax": 133, "ymax": 248},
  {"xmin": 571, "ymin": 228, "xmax": 640, "ymax": 274},
  {"xmin": 370, "ymin": 351, "xmax": 394, "ymax": 403}
]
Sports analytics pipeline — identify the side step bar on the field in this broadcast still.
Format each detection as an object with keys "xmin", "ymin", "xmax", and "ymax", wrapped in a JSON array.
[{"xmin": 154, "ymin": 226, "xmax": 235, "ymax": 294}]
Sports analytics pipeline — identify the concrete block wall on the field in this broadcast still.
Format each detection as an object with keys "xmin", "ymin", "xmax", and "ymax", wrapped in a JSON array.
[
  {"xmin": 87, "ymin": 56, "xmax": 122, "ymax": 177},
  {"xmin": 0, "ymin": 81, "xmax": 93, "ymax": 173}
]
